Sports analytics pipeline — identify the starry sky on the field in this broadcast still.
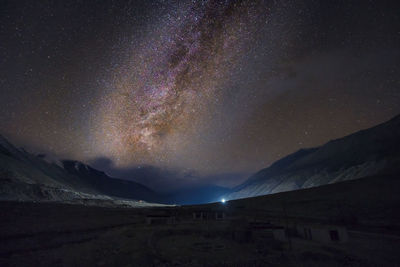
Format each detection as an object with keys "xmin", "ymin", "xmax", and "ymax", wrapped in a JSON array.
[{"xmin": 1, "ymin": 0, "xmax": 400, "ymax": 188}]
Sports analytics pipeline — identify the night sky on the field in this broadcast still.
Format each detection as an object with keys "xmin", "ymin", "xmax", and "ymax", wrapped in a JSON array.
[{"xmin": 1, "ymin": 0, "xmax": 399, "ymax": 188}]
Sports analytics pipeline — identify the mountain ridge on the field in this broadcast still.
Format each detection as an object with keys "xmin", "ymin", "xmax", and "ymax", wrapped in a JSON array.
[
  {"xmin": 226, "ymin": 114, "xmax": 400, "ymax": 200},
  {"xmin": 0, "ymin": 134, "xmax": 231, "ymax": 205},
  {"xmin": 0, "ymin": 136, "xmax": 163, "ymax": 206}
]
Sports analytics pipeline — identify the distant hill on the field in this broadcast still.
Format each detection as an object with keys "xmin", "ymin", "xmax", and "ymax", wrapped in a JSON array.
[
  {"xmin": 61, "ymin": 160, "xmax": 162, "ymax": 203},
  {"xmin": 0, "ymin": 135, "xmax": 162, "ymax": 206},
  {"xmin": 0, "ymin": 134, "xmax": 228, "ymax": 205},
  {"xmin": 2, "ymin": 114, "xmax": 399, "ymax": 206},
  {"xmin": 225, "ymin": 114, "xmax": 400, "ymax": 200}
]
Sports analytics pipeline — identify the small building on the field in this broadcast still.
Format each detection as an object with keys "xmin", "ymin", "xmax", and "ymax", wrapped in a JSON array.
[
  {"xmin": 272, "ymin": 227, "xmax": 288, "ymax": 242},
  {"xmin": 146, "ymin": 214, "xmax": 175, "ymax": 225},
  {"xmin": 215, "ymin": 211, "xmax": 225, "ymax": 220},
  {"xmin": 192, "ymin": 211, "xmax": 226, "ymax": 221},
  {"xmin": 249, "ymin": 221, "xmax": 273, "ymax": 230},
  {"xmin": 296, "ymin": 223, "xmax": 348, "ymax": 244}
]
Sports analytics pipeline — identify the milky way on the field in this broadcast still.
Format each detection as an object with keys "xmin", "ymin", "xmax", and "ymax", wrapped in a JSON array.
[
  {"xmin": 1, "ymin": 0, "xmax": 400, "ymax": 182},
  {"xmin": 93, "ymin": 1, "xmax": 264, "ymax": 167}
]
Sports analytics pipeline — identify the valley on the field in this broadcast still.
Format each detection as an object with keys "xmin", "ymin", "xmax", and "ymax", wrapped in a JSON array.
[{"xmin": 1, "ymin": 173, "xmax": 399, "ymax": 266}]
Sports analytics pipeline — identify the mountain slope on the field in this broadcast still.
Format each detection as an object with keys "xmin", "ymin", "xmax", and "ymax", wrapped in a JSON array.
[
  {"xmin": 0, "ymin": 135, "xmax": 162, "ymax": 205},
  {"xmin": 62, "ymin": 160, "xmax": 161, "ymax": 203},
  {"xmin": 0, "ymin": 134, "xmax": 229, "ymax": 205},
  {"xmin": 226, "ymin": 114, "xmax": 400, "ymax": 200}
]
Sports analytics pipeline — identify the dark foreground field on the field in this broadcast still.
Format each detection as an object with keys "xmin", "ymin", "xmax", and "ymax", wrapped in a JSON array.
[
  {"xmin": 1, "ymin": 175, "xmax": 400, "ymax": 266},
  {"xmin": 0, "ymin": 201, "xmax": 287, "ymax": 266}
]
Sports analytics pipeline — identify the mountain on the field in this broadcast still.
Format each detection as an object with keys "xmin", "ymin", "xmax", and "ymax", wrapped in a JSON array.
[
  {"xmin": 61, "ymin": 160, "xmax": 161, "ymax": 203},
  {"xmin": 0, "ymin": 135, "xmax": 162, "ymax": 206},
  {"xmin": 226, "ymin": 114, "xmax": 400, "ymax": 200},
  {"xmin": 0, "ymin": 134, "xmax": 226, "ymax": 205},
  {"xmin": 62, "ymin": 161, "xmax": 233, "ymax": 204},
  {"xmin": 3, "ymin": 114, "xmax": 399, "ymax": 205}
]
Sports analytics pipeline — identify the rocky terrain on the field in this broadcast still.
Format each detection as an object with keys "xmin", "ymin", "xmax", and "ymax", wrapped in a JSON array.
[
  {"xmin": 0, "ymin": 134, "xmax": 228, "ymax": 206},
  {"xmin": 0, "ymin": 134, "xmax": 164, "ymax": 207},
  {"xmin": 2, "ymin": 114, "xmax": 400, "ymax": 206},
  {"xmin": 226, "ymin": 114, "xmax": 400, "ymax": 200},
  {"xmin": 1, "ymin": 172, "xmax": 400, "ymax": 266}
]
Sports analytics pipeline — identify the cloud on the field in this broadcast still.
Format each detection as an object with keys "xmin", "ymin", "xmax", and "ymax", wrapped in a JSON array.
[{"xmin": 88, "ymin": 157, "xmax": 248, "ymax": 192}]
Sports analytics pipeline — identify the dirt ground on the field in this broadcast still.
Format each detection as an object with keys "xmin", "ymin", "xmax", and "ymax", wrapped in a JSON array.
[{"xmin": 1, "ymin": 201, "xmax": 395, "ymax": 267}]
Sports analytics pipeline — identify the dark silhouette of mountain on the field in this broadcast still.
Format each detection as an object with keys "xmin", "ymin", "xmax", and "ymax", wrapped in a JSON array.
[
  {"xmin": 226, "ymin": 114, "xmax": 400, "ymax": 200},
  {"xmin": 0, "ymin": 135, "xmax": 162, "ymax": 206},
  {"xmin": 61, "ymin": 160, "xmax": 161, "ymax": 203},
  {"xmin": 2, "ymin": 114, "xmax": 399, "ymax": 205},
  {"xmin": 0, "ymin": 134, "xmax": 229, "ymax": 205}
]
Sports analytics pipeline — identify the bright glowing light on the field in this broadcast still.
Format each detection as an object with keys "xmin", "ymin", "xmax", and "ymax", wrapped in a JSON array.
[{"xmin": 221, "ymin": 198, "xmax": 226, "ymax": 203}]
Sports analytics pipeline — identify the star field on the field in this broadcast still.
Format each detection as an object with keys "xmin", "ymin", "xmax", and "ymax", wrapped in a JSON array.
[
  {"xmin": 1, "ymin": 0, "xmax": 399, "ymax": 185},
  {"xmin": 93, "ymin": 1, "xmax": 263, "ymax": 167}
]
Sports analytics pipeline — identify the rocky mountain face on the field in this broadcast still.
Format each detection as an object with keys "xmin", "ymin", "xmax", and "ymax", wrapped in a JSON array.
[
  {"xmin": 0, "ymin": 134, "xmax": 226, "ymax": 205},
  {"xmin": 0, "ymin": 135, "xmax": 162, "ymax": 206},
  {"xmin": 226, "ymin": 114, "xmax": 400, "ymax": 200},
  {"xmin": 2, "ymin": 114, "xmax": 399, "ymax": 205},
  {"xmin": 62, "ymin": 160, "xmax": 161, "ymax": 203}
]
